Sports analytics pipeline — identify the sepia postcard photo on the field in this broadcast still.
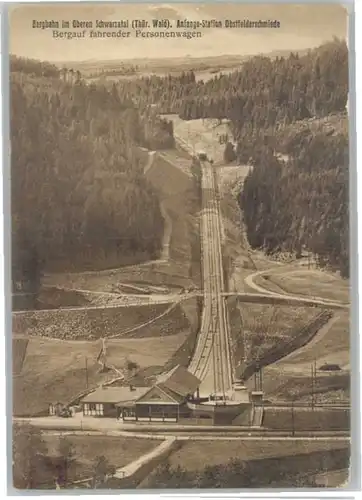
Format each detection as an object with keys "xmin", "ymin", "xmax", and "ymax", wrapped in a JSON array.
[{"xmin": 7, "ymin": 2, "xmax": 351, "ymax": 490}]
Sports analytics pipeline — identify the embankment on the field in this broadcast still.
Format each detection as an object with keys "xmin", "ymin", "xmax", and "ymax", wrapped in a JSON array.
[
  {"xmin": 263, "ymin": 407, "xmax": 350, "ymax": 432},
  {"xmin": 240, "ymin": 310, "xmax": 333, "ymax": 381},
  {"xmin": 12, "ymin": 303, "xmax": 190, "ymax": 340},
  {"xmin": 145, "ymin": 151, "xmax": 200, "ymax": 273}
]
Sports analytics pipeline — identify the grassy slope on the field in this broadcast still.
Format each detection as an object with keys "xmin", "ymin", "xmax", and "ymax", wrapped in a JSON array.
[
  {"xmin": 167, "ymin": 439, "xmax": 349, "ymax": 471},
  {"xmin": 41, "ymin": 433, "xmax": 160, "ymax": 485},
  {"xmin": 262, "ymin": 370, "xmax": 350, "ymax": 402},
  {"xmin": 43, "ymin": 265, "xmax": 191, "ymax": 292},
  {"xmin": 263, "ymin": 407, "xmax": 350, "ymax": 431},
  {"xmin": 278, "ymin": 311, "xmax": 350, "ymax": 366},
  {"xmin": 228, "ymin": 299, "xmax": 324, "ymax": 372},
  {"xmin": 13, "ymin": 332, "xmax": 187, "ymax": 416},
  {"xmin": 254, "ymin": 268, "xmax": 350, "ymax": 303},
  {"xmin": 261, "ymin": 312, "xmax": 350, "ymax": 400}
]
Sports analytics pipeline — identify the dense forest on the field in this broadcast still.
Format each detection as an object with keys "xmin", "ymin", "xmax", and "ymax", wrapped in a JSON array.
[
  {"xmin": 145, "ymin": 457, "xmax": 326, "ymax": 488},
  {"xmin": 240, "ymin": 126, "xmax": 349, "ymax": 276},
  {"xmin": 11, "ymin": 38, "xmax": 349, "ymax": 296},
  {"xmin": 116, "ymin": 39, "xmax": 347, "ymax": 129},
  {"xmin": 10, "ymin": 55, "xmax": 60, "ymax": 78},
  {"xmin": 10, "ymin": 56, "xmax": 175, "ymax": 297},
  {"xmin": 114, "ymin": 38, "xmax": 349, "ymax": 276}
]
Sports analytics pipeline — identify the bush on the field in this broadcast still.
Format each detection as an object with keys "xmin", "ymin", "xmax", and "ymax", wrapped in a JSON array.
[{"xmin": 223, "ymin": 142, "xmax": 236, "ymax": 163}]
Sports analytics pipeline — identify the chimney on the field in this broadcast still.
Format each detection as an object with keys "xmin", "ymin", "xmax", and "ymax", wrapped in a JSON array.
[{"xmin": 129, "ymin": 385, "xmax": 135, "ymax": 392}]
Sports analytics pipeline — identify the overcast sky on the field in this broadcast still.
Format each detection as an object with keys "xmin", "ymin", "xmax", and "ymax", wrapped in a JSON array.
[{"xmin": 9, "ymin": 3, "xmax": 348, "ymax": 62}]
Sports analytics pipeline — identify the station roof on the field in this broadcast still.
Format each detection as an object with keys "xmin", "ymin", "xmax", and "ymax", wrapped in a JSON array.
[
  {"xmin": 156, "ymin": 365, "xmax": 201, "ymax": 397},
  {"xmin": 81, "ymin": 386, "xmax": 149, "ymax": 404},
  {"xmin": 81, "ymin": 366, "xmax": 201, "ymax": 406}
]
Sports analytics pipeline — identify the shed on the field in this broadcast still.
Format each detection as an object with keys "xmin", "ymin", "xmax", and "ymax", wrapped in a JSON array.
[{"xmin": 49, "ymin": 402, "xmax": 66, "ymax": 416}]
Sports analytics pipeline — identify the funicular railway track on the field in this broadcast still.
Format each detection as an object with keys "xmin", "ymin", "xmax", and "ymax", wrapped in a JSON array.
[{"xmin": 189, "ymin": 162, "xmax": 233, "ymax": 397}]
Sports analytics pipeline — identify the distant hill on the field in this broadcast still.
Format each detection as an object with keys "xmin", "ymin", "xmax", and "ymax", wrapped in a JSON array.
[{"xmin": 57, "ymin": 48, "xmax": 311, "ymax": 75}]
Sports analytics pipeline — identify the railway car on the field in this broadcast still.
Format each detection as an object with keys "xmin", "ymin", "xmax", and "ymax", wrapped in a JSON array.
[{"xmin": 198, "ymin": 151, "xmax": 208, "ymax": 161}]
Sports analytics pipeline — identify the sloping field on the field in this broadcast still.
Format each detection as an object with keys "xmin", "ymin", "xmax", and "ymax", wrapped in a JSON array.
[
  {"xmin": 164, "ymin": 115, "xmax": 231, "ymax": 164},
  {"xmin": 254, "ymin": 268, "xmax": 349, "ymax": 304},
  {"xmin": 227, "ymin": 298, "xmax": 323, "ymax": 372},
  {"xmin": 12, "ymin": 302, "xmax": 190, "ymax": 340},
  {"xmin": 37, "ymin": 433, "xmax": 160, "ymax": 487},
  {"xmin": 263, "ymin": 407, "xmax": 350, "ymax": 431},
  {"xmin": 167, "ymin": 440, "xmax": 349, "ymax": 471},
  {"xmin": 146, "ymin": 152, "xmax": 193, "ymax": 191},
  {"xmin": 13, "ymin": 332, "xmax": 187, "ymax": 416},
  {"xmin": 43, "ymin": 264, "xmax": 192, "ymax": 293},
  {"xmin": 262, "ymin": 370, "xmax": 350, "ymax": 402},
  {"xmin": 273, "ymin": 312, "xmax": 350, "ymax": 367},
  {"xmin": 261, "ymin": 312, "xmax": 350, "ymax": 401},
  {"xmin": 145, "ymin": 151, "xmax": 200, "ymax": 268},
  {"xmin": 163, "ymin": 203, "xmax": 194, "ymax": 263},
  {"xmin": 36, "ymin": 287, "xmax": 92, "ymax": 309}
]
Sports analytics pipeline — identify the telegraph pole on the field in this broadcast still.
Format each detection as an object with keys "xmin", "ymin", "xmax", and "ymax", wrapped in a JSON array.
[
  {"xmin": 311, "ymin": 362, "xmax": 315, "ymax": 410},
  {"xmin": 254, "ymin": 359, "xmax": 261, "ymax": 391},
  {"xmin": 85, "ymin": 357, "xmax": 89, "ymax": 389},
  {"xmin": 254, "ymin": 360, "xmax": 258, "ymax": 391},
  {"xmin": 314, "ymin": 359, "xmax": 317, "ymax": 406},
  {"xmin": 291, "ymin": 398, "xmax": 295, "ymax": 436},
  {"xmin": 240, "ymin": 314, "xmax": 247, "ymax": 365},
  {"xmin": 260, "ymin": 366, "xmax": 263, "ymax": 393}
]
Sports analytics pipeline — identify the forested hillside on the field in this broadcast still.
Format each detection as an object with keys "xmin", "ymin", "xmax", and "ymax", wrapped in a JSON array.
[
  {"xmin": 11, "ymin": 38, "xmax": 349, "ymax": 296},
  {"xmin": 117, "ymin": 39, "xmax": 347, "ymax": 128},
  {"xmin": 239, "ymin": 123, "xmax": 349, "ymax": 277},
  {"xmin": 10, "ymin": 57, "xmax": 175, "ymax": 296},
  {"xmin": 10, "ymin": 55, "xmax": 60, "ymax": 78},
  {"xmin": 114, "ymin": 38, "xmax": 349, "ymax": 277}
]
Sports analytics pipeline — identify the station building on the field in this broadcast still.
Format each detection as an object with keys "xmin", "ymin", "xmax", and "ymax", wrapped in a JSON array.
[
  {"xmin": 81, "ymin": 386, "xmax": 149, "ymax": 418},
  {"xmin": 80, "ymin": 365, "xmax": 201, "ymax": 423}
]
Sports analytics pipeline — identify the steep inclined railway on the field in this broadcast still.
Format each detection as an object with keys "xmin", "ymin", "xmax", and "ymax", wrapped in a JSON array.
[{"xmin": 189, "ymin": 163, "xmax": 233, "ymax": 398}]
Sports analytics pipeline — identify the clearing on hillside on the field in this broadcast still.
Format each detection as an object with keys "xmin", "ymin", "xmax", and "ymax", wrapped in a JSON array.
[{"xmin": 13, "ymin": 331, "xmax": 188, "ymax": 416}]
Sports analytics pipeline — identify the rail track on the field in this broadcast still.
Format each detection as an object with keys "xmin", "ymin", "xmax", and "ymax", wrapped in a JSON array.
[
  {"xmin": 16, "ymin": 417, "xmax": 351, "ymax": 439},
  {"xmin": 188, "ymin": 162, "xmax": 233, "ymax": 397}
]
